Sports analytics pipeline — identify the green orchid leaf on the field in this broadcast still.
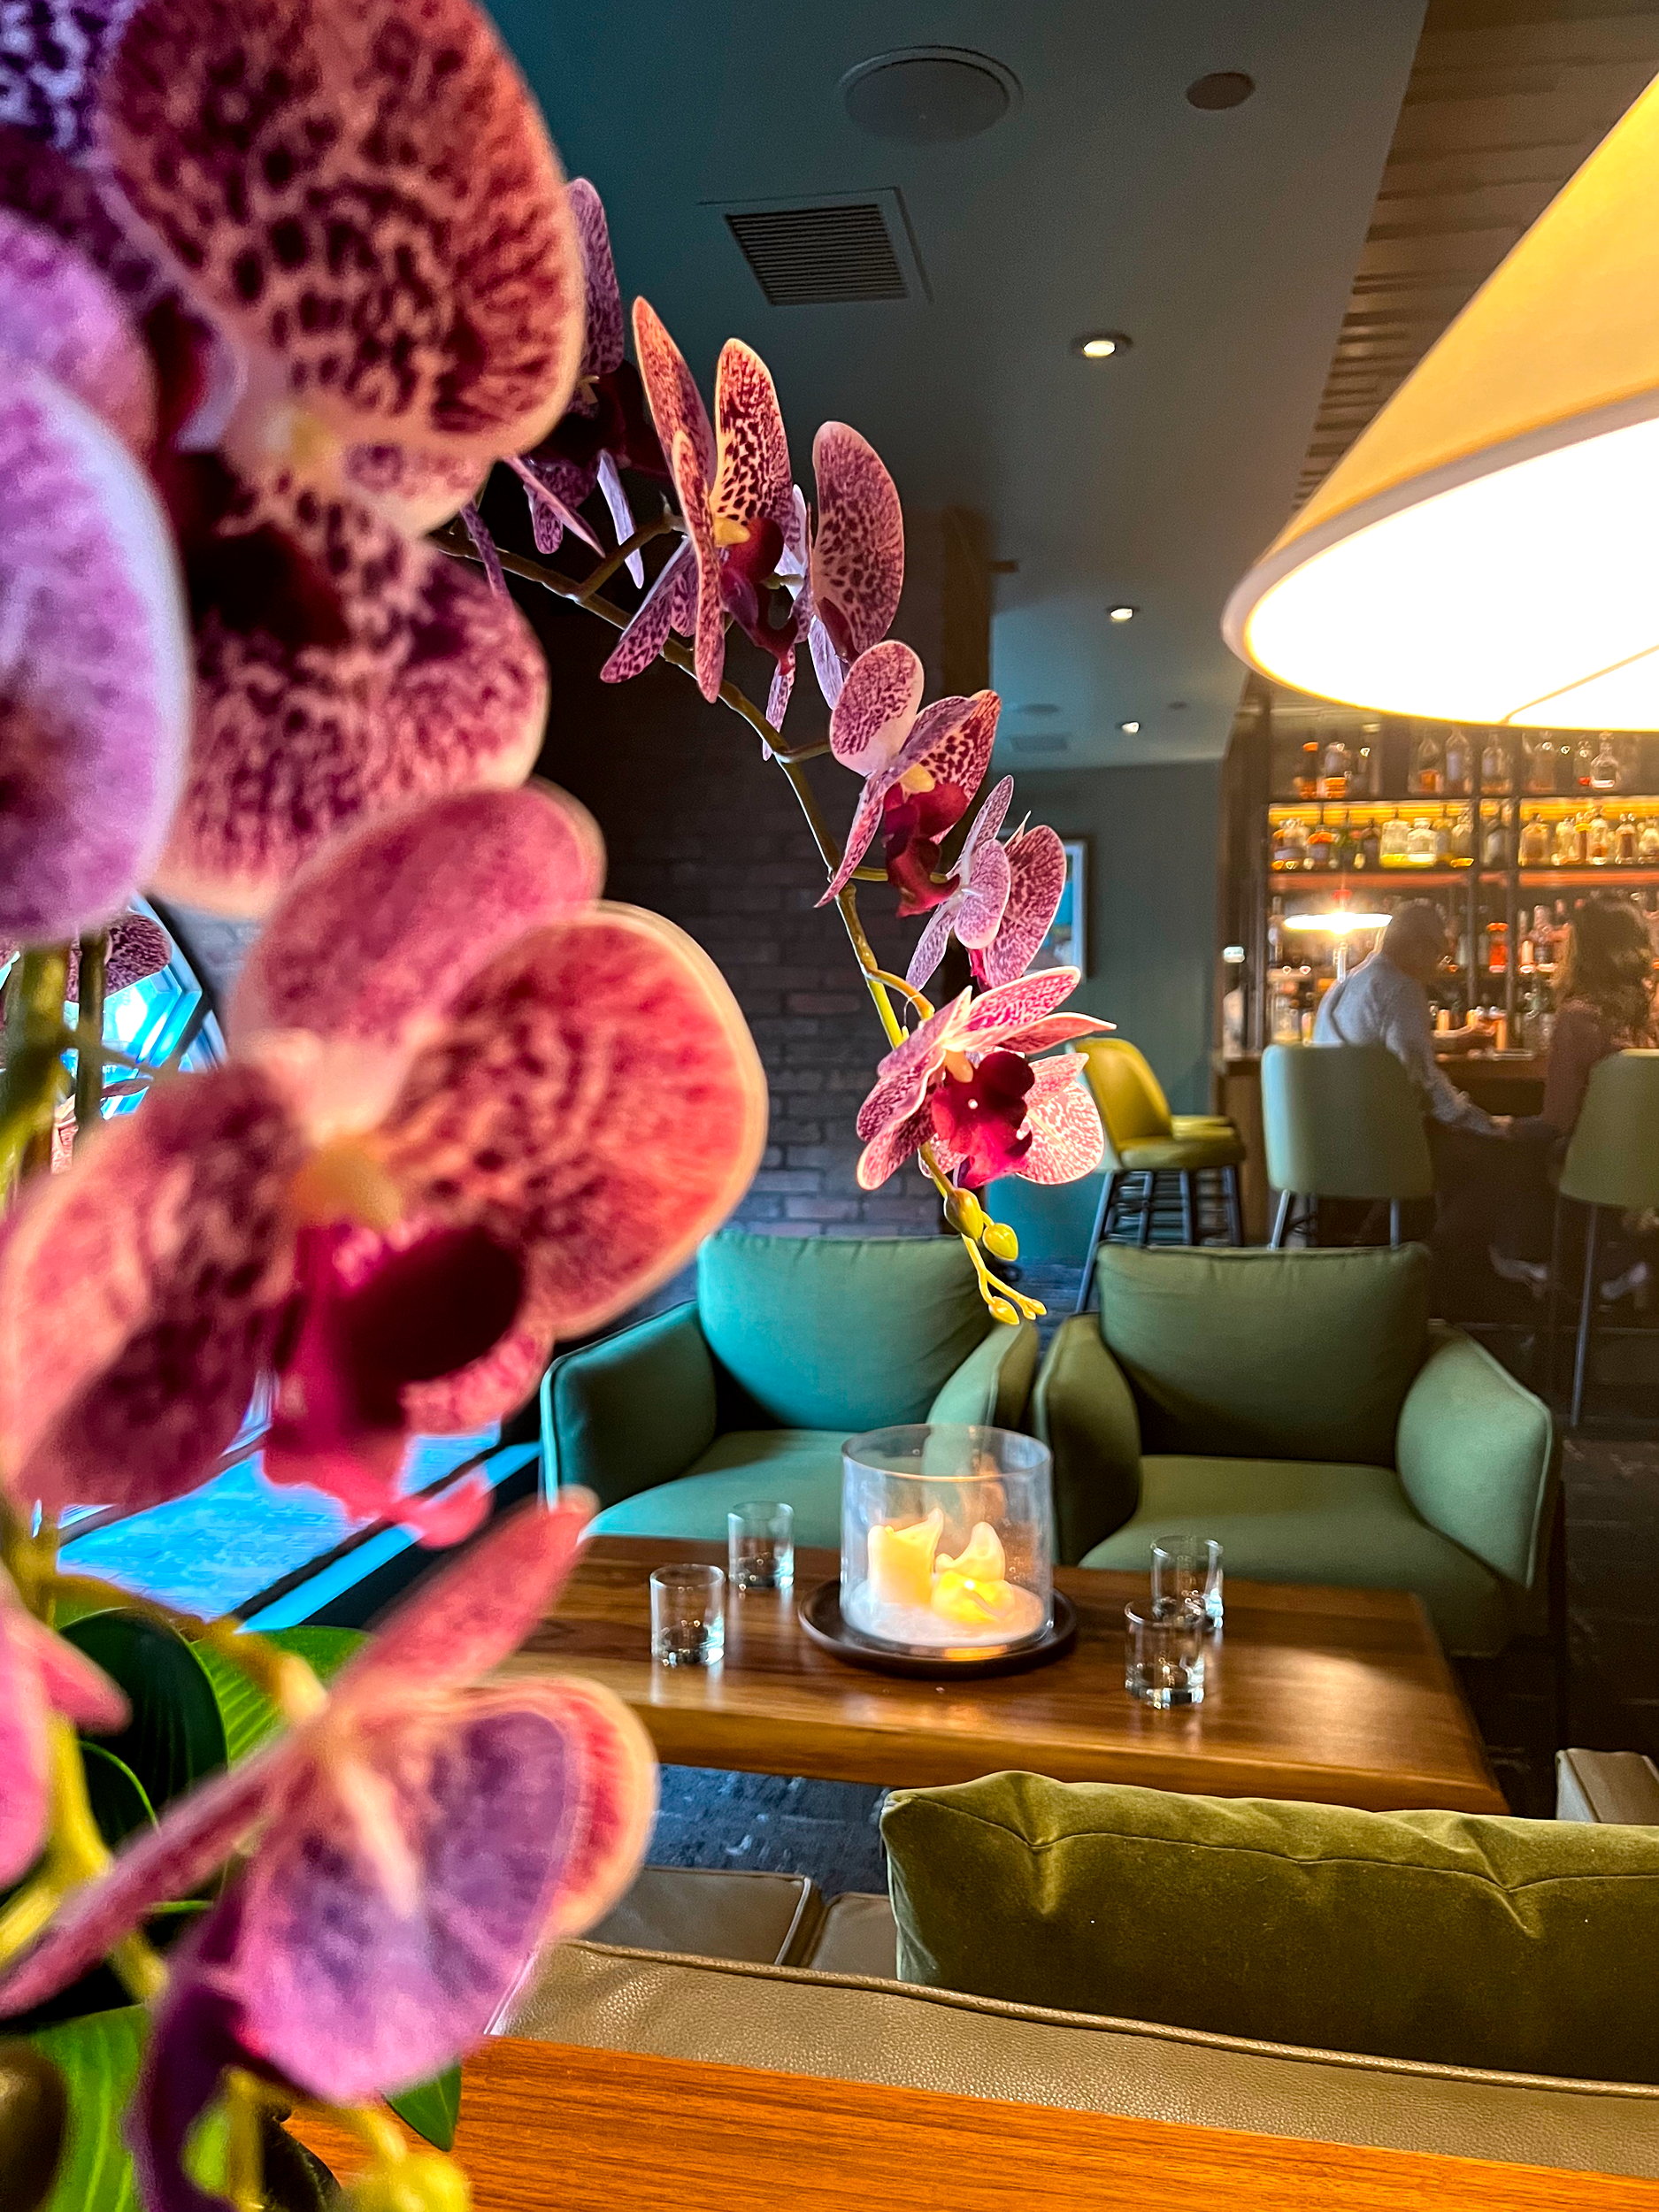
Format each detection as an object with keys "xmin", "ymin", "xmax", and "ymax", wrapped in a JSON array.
[
  {"xmin": 77, "ymin": 1745, "xmax": 156, "ymax": 1851},
  {"xmin": 384, "ymin": 2064, "xmax": 461, "ymax": 2152},
  {"xmin": 61, "ymin": 1613, "xmax": 227, "ymax": 1816},
  {"xmin": 0, "ymin": 2041, "xmax": 68, "ymax": 2212},
  {"xmin": 26, "ymin": 2007, "xmax": 146, "ymax": 2212},
  {"xmin": 192, "ymin": 1627, "xmax": 365, "ymax": 1764}
]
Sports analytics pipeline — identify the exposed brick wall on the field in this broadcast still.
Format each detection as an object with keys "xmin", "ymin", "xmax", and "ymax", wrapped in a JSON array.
[{"xmin": 528, "ymin": 588, "xmax": 941, "ymax": 1237}]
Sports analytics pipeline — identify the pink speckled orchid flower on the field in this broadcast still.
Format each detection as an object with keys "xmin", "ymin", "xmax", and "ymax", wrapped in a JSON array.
[
  {"xmin": 95, "ymin": 0, "xmax": 586, "ymax": 504},
  {"xmin": 0, "ymin": 1495, "xmax": 657, "ymax": 2212},
  {"xmin": 0, "ymin": 1563, "xmax": 129, "ymax": 1889},
  {"xmin": 905, "ymin": 778, "xmax": 1069, "ymax": 994},
  {"xmin": 819, "ymin": 641, "xmax": 1000, "ymax": 915},
  {"xmin": 515, "ymin": 180, "xmax": 668, "ymax": 577},
  {"xmin": 855, "ymin": 968, "xmax": 1105, "ymax": 1192},
  {"xmin": 0, "ymin": 786, "xmax": 768, "ymax": 1539},
  {"xmin": 929, "ymin": 1049, "xmax": 1104, "ymax": 1192}
]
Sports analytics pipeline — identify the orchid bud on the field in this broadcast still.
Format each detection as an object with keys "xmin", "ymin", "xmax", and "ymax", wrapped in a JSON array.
[
  {"xmin": 944, "ymin": 1189, "xmax": 987, "ymax": 1239},
  {"xmin": 987, "ymin": 1296, "xmax": 1018, "ymax": 1325},
  {"xmin": 982, "ymin": 1220, "xmax": 1018, "ymax": 1263},
  {"xmin": 345, "ymin": 2148, "xmax": 472, "ymax": 2212}
]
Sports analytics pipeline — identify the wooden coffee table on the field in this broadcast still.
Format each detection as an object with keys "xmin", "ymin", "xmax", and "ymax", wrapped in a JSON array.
[{"xmin": 501, "ymin": 1538, "xmax": 1504, "ymax": 1813}]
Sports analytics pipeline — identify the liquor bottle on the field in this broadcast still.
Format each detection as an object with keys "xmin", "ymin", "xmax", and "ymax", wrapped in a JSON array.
[
  {"xmin": 1410, "ymin": 726, "xmax": 1445, "ymax": 795},
  {"xmin": 1586, "ymin": 807, "xmax": 1616, "ymax": 866},
  {"xmin": 1406, "ymin": 816, "xmax": 1439, "ymax": 865},
  {"xmin": 1590, "ymin": 733, "xmax": 1623, "ymax": 793},
  {"xmin": 1518, "ymin": 811, "xmax": 1551, "ymax": 866},
  {"xmin": 1616, "ymin": 812, "xmax": 1640, "ymax": 866},
  {"xmin": 1554, "ymin": 811, "xmax": 1586, "ymax": 865},
  {"xmin": 1379, "ymin": 811, "xmax": 1410, "ymax": 866},
  {"xmin": 1448, "ymin": 805, "xmax": 1473, "ymax": 863},
  {"xmin": 1482, "ymin": 809, "xmax": 1509, "ymax": 868},
  {"xmin": 1525, "ymin": 733, "xmax": 1557, "ymax": 794},
  {"xmin": 1357, "ymin": 813, "xmax": 1381, "ymax": 869},
  {"xmin": 1356, "ymin": 725, "xmax": 1382, "ymax": 797},
  {"xmin": 1443, "ymin": 727, "xmax": 1470, "ymax": 795},
  {"xmin": 1479, "ymin": 732, "xmax": 1513, "ymax": 794},
  {"xmin": 1574, "ymin": 737, "xmax": 1596, "ymax": 790},
  {"xmin": 1307, "ymin": 817, "xmax": 1336, "ymax": 869},
  {"xmin": 1486, "ymin": 921, "xmax": 1509, "ymax": 976},
  {"xmin": 1640, "ymin": 816, "xmax": 1659, "ymax": 866},
  {"xmin": 1317, "ymin": 733, "xmax": 1350, "ymax": 800},
  {"xmin": 1432, "ymin": 811, "xmax": 1452, "ymax": 864},
  {"xmin": 1333, "ymin": 811, "xmax": 1358, "ymax": 872},
  {"xmin": 1294, "ymin": 742, "xmax": 1318, "ymax": 801},
  {"xmin": 1273, "ymin": 816, "xmax": 1309, "ymax": 868}
]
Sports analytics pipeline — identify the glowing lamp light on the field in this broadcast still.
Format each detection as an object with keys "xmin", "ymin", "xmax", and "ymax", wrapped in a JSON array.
[
  {"xmin": 1282, "ymin": 911, "xmax": 1391, "ymax": 935},
  {"xmin": 1224, "ymin": 72, "xmax": 1659, "ymax": 729}
]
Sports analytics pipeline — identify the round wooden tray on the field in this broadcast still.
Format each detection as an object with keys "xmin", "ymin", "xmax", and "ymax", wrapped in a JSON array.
[{"xmin": 797, "ymin": 1579, "xmax": 1078, "ymax": 1679}]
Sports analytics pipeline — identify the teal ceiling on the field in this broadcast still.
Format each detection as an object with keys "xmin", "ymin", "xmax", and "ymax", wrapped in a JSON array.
[{"xmin": 489, "ymin": 0, "xmax": 1425, "ymax": 766}]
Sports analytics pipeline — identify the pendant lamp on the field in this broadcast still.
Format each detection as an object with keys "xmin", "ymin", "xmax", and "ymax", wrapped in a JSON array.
[{"xmin": 1225, "ymin": 72, "xmax": 1659, "ymax": 728}]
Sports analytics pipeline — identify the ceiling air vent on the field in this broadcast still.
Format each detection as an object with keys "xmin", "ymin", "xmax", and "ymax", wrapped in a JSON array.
[
  {"xmin": 713, "ymin": 188, "xmax": 928, "ymax": 307},
  {"xmin": 1012, "ymin": 732, "xmax": 1071, "ymax": 756}
]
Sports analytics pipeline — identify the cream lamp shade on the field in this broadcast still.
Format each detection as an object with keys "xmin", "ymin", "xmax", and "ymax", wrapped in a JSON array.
[{"xmin": 1225, "ymin": 71, "xmax": 1659, "ymax": 728}]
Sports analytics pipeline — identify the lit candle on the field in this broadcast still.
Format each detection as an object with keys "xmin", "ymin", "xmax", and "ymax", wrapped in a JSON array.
[
  {"xmin": 865, "ymin": 1509, "xmax": 943, "ymax": 1611},
  {"xmin": 931, "ymin": 1521, "xmax": 1023, "ymax": 1628}
]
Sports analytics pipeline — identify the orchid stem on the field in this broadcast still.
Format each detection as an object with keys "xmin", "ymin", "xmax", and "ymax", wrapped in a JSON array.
[
  {"xmin": 1, "ymin": 947, "xmax": 69, "ymax": 1190},
  {"xmin": 570, "ymin": 512, "xmax": 682, "ymax": 602},
  {"xmin": 222, "ymin": 2072, "xmax": 267, "ymax": 2212},
  {"xmin": 864, "ymin": 971, "xmax": 933, "ymax": 1023},
  {"xmin": 73, "ymin": 931, "xmax": 106, "ymax": 1140}
]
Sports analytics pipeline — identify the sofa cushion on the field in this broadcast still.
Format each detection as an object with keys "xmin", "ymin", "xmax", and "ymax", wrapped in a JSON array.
[
  {"xmin": 1079, "ymin": 1454, "xmax": 1509, "ymax": 1655},
  {"xmin": 1095, "ymin": 1245, "xmax": 1429, "ymax": 1466},
  {"xmin": 590, "ymin": 1430, "xmax": 847, "ymax": 1548},
  {"xmin": 883, "ymin": 1773, "xmax": 1659, "ymax": 2083},
  {"xmin": 698, "ymin": 1232, "xmax": 990, "ymax": 1432},
  {"xmin": 588, "ymin": 1865, "xmax": 823, "ymax": 1967}
]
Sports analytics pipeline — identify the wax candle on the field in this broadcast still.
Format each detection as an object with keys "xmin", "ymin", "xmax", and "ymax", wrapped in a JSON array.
[
  {"xmin": 931, "ymin": 1521, "xmax": 1022, "ymax": 1628},
  {"xmin": 865, "ymin": 1509, "xmax": 943, "ymax": 1611}
]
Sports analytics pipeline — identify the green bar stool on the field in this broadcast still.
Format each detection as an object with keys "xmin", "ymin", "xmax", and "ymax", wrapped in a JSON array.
[
  {"xmin": 1073, "ymin": 1041, "xmax": 1245, "ymax": 1311},
  {"xmin": 1549, "ymin": 1050, "xmax": 1659, "ymax": 1428},
  {"xmin": 1261, "ymin": 1043, "xmax": 1434, "ymax": 1249}
]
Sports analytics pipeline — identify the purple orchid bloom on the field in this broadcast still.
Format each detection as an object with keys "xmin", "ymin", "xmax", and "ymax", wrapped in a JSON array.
[
  {"xmin": 0, "ymin": 1495, "xmax": 657, "ymax": 2212},
  {"xmin": 905, "ymin": 778, "xmax": 1070, "ymax": 994},
  {"xmin": 0, "ymin": 786, "xmax": 768, "ymax": 1539},
  {"xmin": 0, "ymin": 1563, "xmax": 129, "ymax": 1887},
  {"xmin": 854, "ymin": 968, "xmax": 1105, "ymax": 1190},
  {"xmin": 927, "ymin": 1049, "xmax": 1104, "ymax": 1192},
  {"xmin": 818, "ymin": 641, "xmax": 1000, "ymax": 915},
  {"xmin": 515, "ymin": 180, "xmax": 669, "ymax": 577}
]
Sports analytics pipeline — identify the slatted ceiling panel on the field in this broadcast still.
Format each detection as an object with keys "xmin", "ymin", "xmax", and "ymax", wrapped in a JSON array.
[
  {"xmin": 725, "ymin": 203, "xmax": 909, "ymax": 305},
  {"xmin": 1293, "ymin": 3, "xmax": 1659, "ymax": 509}
]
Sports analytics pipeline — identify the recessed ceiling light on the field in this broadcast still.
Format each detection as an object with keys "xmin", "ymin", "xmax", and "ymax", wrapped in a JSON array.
[
  {"xmin": 1108, "ymin": 604, "xmax": 1137, "ymax": 623},
  {"xmin": 1073, "ymin": 331, "xmax": 1132, "ymax": 360},
  {"xmin": 1187, "ymin": 71, "xmax": 1255, "ymax": 111},
  {"xmin": 1118, "ymin": 719, "xmax": 1141, "ymax": 734}
]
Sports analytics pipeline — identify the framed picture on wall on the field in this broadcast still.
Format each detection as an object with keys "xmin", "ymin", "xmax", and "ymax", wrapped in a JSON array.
[{"xmin": 1032, "ymin": 837, "xmax": 1087, "ymax": 973}]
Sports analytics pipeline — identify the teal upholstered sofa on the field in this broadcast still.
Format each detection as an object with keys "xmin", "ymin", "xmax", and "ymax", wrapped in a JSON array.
[
  {"xmin": 541, "ymin": 1232, "xmax": 1038, "ymax": 1546},
  {"xmin": 1033, "ymin": 1243, "xmax": 1555, "ymax": 1655}
]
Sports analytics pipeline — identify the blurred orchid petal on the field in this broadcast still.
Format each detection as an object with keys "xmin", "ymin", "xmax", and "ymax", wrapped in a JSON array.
[
  {"xmin": 460, "ymin": 499, "xmax": 510, "ymax": 600},
  {"xmin": 0, "ymin": 1567, "xmax": 127, "ymax": 1888},
  {"xmin": 152, "ymin": 475, "xmax": 548, "ymax": 917},
  {"xmin": 570, "ymin": 179, "xmax": 623, "ymax": 382},
  {"xmin": 342, "ymin": 443, "xmax": 487, "ymax": 535},
  {"xmin": 98, "ymin": 0, "xmax": 585, "ymax": 467},
  {"xmin": 0, "ymin": 0, "xmax": 129, "ymax": 156},
  {"xmin": 0, "ymin": 201, "xmax": 153, "ymax": 449},
  {"xmin": 0, "ymin": 357, "xmax": 188, "ymax": 944},
  {"xmin": 0, "ymin": 1064, "xmax": 303, "ymax": 1518}
]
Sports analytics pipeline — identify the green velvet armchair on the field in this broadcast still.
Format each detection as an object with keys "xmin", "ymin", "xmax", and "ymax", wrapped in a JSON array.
[
  {"xmin": 541, "ymin": 1231, "xmax": 1039, "ymax": 1546},
  {"xmin": 1034, "ymin": 1244, "xmax": 1555, "ymax": 1655}
]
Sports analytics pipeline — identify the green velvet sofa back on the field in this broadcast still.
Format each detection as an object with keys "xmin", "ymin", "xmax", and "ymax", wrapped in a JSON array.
[
  {"xmin": 1094, "ymin": 1243, "xmax": 1431, "ymax": 1466},
  {"xmin": 697, "ymin": 1232, "xmax": 991, "ymax": 1432},
  {"xmin": 884, "ymin": 1772, "xmax": 1659, "ymax": 2085}
]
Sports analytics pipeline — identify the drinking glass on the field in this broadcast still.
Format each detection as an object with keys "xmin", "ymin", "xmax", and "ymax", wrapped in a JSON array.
[
  {"xmin": 649, "ymin": 1564, "xmax": 726, "ymax": 1667},
  {"xmin": 1124, "ymin": 1601, "xmax": 1206, "ymax": 1709},
  {"xmin": 1151, "ymin": 1535, "xmax": 1224, "ymax": 1629},
  {"xmin": 728, "ymin": 1501, "xmax": 795, "ymax": 1593}
]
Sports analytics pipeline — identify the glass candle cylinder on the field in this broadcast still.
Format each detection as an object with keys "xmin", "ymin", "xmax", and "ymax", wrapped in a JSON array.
[{"xmin": 840, "ymin": 1425, "xmax": 1055, "ymax": 1655}]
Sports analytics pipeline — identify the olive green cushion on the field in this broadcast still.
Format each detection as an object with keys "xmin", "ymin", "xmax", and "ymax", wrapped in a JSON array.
[
  {"xmin": 590, "ymin": 1431, "xmax": 847, "ymax": 1548},
  {"xmin": 1117, "ymin": 1132, "xmax": 1245, "ymax": 1171},
  {"xmin": 697, "ymin": 1232, "xmax": 988, "ymax": 1432},
  {"xmin": 883, "ymin": 1773, "xmax": 1659, "ymax": 2082},
  {"xmin": 1096, "ymin": 1244, "xmax": 1430, "ymax": 1466},
  {"xmin": 1079, "ymin": 1454, "xmax": 1509, "ymax": 1655}
]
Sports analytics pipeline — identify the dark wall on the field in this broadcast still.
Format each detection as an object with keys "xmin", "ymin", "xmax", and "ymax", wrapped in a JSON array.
[
  {"xmin": 1011, "ymin": 762, "xmax": 1223, "ymax": 1114},
  {"xmin": 529, "ymin": 592, "xmax": 937, "ymax": 1236}
]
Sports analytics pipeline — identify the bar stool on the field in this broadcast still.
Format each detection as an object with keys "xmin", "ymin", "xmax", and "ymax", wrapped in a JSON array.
[
  {"xmin": 1073, "ymin": 1041, "xmax": 1244, "ymax": 1311},
  {"xmin": 1261, "ymin": 1043, "xmax": 1433, "ymax": 1249},
  {"xmin": 1548, "ymin": 1050, "xmax": 1659, "ymax": 1428}
]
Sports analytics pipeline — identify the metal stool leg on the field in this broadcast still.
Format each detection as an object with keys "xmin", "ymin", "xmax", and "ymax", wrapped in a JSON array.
[
  {"xmin": 1179, "ymin": 1172, "xmax": 1196, "ymax": 1247},
  {"xmin": 1388, "ymin": 1199, "xmax": 1402, "ymax": 1248},
  {"xmin": 1570, "ymin": 1202, "xmax": 1601, "ymax": 1430},
  {"xmin": 1542, "ymin": 1190, "xmax": 1568, "ymax": 1401},
  {"xmin": 1073, "ymin": 1170, "xmax": 1119, "ymax": 1316},
  {"xmin": 1223, "ymin": 1166, "xmax": 1242, "ymax": 1247},
  {"xmin": 1271, "ymin": 1189, "xmax": 1293, "ymax": 1249},
  {"xmin": 1137, "ymin": 1171, "xmax": 1157, "ymax": 1247}
]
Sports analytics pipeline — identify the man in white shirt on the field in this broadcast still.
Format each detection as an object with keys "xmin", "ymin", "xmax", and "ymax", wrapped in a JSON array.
[{"xmin": 1313, "ymin": 902, "xmax": 1498, "ymax": 1134}]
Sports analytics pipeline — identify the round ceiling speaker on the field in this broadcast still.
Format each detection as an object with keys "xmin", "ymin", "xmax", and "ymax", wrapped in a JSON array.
[
  {"xmin": 841, "ymin": 49, "xmax": 1021, "ymax": 144},
  {"xmin": 1187, "ymin": 71, "xmax": 1256, "ymax": 111}
]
